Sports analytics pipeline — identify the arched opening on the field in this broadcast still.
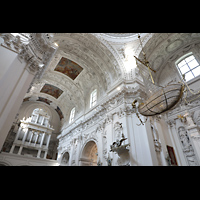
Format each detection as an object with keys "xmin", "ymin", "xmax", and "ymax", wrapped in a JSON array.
[{"xmin": 79, "ymin": 141, "xmax": 98, "ymax": 166}]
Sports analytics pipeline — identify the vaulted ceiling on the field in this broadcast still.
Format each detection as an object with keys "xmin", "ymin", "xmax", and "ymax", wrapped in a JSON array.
[
  {"xmin": 137, "ymin": 33, "xmax": 200, "ymax": 86},
  {"xmin": 24, "ymin": 33, "xmax": 125, "ymax": 122},
  {"xmin": 23, "ymin": 33, "xmax": 200, "ymax": 127}
]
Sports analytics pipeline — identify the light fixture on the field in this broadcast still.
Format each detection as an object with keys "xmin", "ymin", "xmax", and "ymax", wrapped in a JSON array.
[{"xmin": 132, "ymin": 34, "xmax": 185, "ymax": 125}]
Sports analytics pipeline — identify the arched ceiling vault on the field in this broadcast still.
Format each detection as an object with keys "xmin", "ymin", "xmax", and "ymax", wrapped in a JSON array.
[
  {"xmin": 24, "ymin": 33, "xmax": 123, "ymax": 122},
  {"xmin": 137, "ymin": 33, "xmax": 200, "ymax": 86}
]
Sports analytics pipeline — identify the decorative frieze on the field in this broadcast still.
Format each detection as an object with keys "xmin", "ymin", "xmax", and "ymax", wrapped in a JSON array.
[{"xmin": 1, "ymin": 33, "xmax": 57, "ymax": 76}]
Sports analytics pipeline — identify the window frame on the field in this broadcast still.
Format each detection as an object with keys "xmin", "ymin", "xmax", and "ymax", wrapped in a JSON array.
[
  {"xmin": 176, "ymin": 52, "xmax": 200, "ymax": 82},
  {"xmin": 69, "ymin": 107, "xmax": 75, "ymax": 124},
  {"xmin": 90, "ymin": 89, "xmax": 97, "ymax": 108}
]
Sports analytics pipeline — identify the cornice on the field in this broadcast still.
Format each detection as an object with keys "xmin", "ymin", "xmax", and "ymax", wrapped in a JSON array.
[{"xmin": 58, "ymin": 81, "xmax": 146, "ymax": 140}]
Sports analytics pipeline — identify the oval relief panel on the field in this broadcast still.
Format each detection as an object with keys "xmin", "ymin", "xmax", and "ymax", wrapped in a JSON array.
[{"xmin": 166, "ymin": 39, "xmax": 183, "ymax": 53}]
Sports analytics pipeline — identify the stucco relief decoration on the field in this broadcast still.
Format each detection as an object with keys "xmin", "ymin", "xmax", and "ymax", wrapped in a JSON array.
[
  {"xmin": 178, "ymin": 126, "xmax": 198, "ymax": 166},
  {"xmin": 54, "ymin": 57, "xmax": 83, "ymax": 80},
  {"xmin": 193, "ymin": 110, "xmax": 200, "ymax": 127},
  {"xmin": 40, "ymin": 84, "xmax": 63, "ymax": 99}
]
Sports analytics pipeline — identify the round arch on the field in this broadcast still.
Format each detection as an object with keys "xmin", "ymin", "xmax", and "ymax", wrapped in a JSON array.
[
  {"xmin": 79, "ymin": 139, "xmax": 98, "ymax": 166},
  {"xmin": 18, "ymin": 100, "xmax": 61, "ymax": 133}
]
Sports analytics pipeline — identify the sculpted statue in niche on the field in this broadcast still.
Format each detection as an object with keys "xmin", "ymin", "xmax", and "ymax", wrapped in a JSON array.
[
  {"xmin": 110, "ymin": 123, "xmax": 130, "ymax": 166},
  {"xmin": 114, "ymin": 122, "xmax": 123, "ymax": 140},
  {"xmin": 178, "ymin": 127, "xmax": 198, "ymax": 166}
]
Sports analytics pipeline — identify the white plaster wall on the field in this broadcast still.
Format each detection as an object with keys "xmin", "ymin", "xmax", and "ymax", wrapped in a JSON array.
[{"xmin": 0, "ymin": 39, "xmax": 18, "ymax": 80}]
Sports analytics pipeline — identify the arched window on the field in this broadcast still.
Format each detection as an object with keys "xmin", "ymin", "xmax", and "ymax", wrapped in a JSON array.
[
  {"xmin": 90, "ymin": 89, "xmax": 97, "ymax": 108},
  {"xmin": 176, "ymin": 53, "xmax": 200, "ymax": 82},
  {"xmin": 69, "ymin": 107, "xmax": 75, "ymax": 123}
]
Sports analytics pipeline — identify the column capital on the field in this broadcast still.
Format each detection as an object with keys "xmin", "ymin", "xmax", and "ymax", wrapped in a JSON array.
[
  {"xmin": 18, "ymin": 33, "xmax": 57, "ymax": 75},
  {"xmin": 1, "ymin": 33, "xmax": 57, "ymax": 76}
]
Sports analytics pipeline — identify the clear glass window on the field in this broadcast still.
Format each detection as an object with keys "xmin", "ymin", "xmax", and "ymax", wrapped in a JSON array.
[
  {"xmin": 177, "ymin": 54, "xmax": 200, "ymax": 82},
  {"xmin": 69, "ymin": 107, "xmax": 75, "ymax": 123},
  {"xmin": 90, "ymin": 89, "xmax": 97, "ymax": 108}
]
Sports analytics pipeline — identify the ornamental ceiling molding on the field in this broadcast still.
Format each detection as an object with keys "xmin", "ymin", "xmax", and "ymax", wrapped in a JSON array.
[
  {"xmin": 93, "ymin": 33, "xmax": 153, "ymax": 80},
  {"xmin": 51, "ymin": 38, "xmax": 110, "ymax": 101},
  {"xmin": 136, "ymin": 33, "xmax": 200, "ymax": 84},
  {"xmin": 50, "ymin": 49, "xmax": 107, "ymax": 96},
  {"xmin": 53, "ymin": 33, "xmax": 121, "ymax": 85},
  {"xmin": 93, "ymin": 33, "xmax": 127, "ymax": 79},
  {"xmin": 30, "ymin": 33, "xmax": 125, "ymax": 120},
  {"xmin": 96, "ymin": 33, "xmax": 148, "ymax": 43},
  {"xmin": 41, "ymin": 50, "xmax": 105, "ymax": 114},
  {"xmin": 25, "ymin": 76, "xmax": 80, "ymax": 119}
]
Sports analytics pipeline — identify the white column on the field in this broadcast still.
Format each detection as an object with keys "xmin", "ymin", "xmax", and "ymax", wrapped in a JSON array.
[
  {"xmin": 41, "ymin": 116, "xmax": 45, "ymax": 126},
  {"xmin": 0, "ymin": 55, "xmax": 35, "ymax": 150},
  {"xmin": 34, "ymin": 132, "xmax": 39, "ymax": 146},
  {"xmin": 68, "ymin": 140, "xmax": 74, "ymax": 165},
  {"xmin": 153, "ymin": 118, "xmax": 168, "ymax": 166},
  {"xmin": 9, "ymin": 144, "xmax": 15, "ymax": 153},
  {"xmin": 29, "ymin": 131, "xmax": 34, "ymax": 144},
  {"xmin": 37, "ymin": 149, "xmax": 41, "ymax": 158},
  {"xmin": 22, "ymin": 128, "xmax": 29, "ymax": 144},
  {"xmin": 35, "ymin": 114, "xmax": 39, "ymax": 124},
  {"xmin": 124, "ymin": 113, "xmax": 137, "ymax": 166},
  {"xmin": 40, "ymin": 132, "xmax": 45, "ymax": 147},
  {"xmin": 14, "ymin": 126, "xmax": 22, "ymax": 141},
  {"xmin": 18, "ymin": 145, "xmax": 23, "ymax": 155},
  {"xmin": 46, "ymin": 134, "xmax": 51, "ymax": 148},
  {"xmin": 104, "ymin": 114, "xmax": 113, "ymax": 165},
  {"xmin": 44, "ymin": 151, "xmax": 48, "ymax": 159}
]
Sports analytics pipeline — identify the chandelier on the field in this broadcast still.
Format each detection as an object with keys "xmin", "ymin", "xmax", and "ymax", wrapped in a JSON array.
[{"xmin": 133, "ymin": 35, "xmax": 185, "ymax": 125}]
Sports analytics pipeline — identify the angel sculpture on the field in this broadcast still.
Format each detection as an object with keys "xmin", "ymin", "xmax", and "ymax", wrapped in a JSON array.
[
  {"xmin": 109, "ymin": 133, "xmax": 130, "ymax": 166},
  {"xmin": 110, "ymin": 134, "xmax": 127, "ymax": 152}
]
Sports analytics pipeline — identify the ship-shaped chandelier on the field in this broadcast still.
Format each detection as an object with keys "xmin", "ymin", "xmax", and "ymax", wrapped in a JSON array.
[{"xmin": 132, "ymin": 34, "xmax": 191, "ymax": 125}]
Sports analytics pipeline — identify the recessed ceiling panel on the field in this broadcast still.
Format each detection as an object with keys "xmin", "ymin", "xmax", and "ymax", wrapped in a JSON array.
[
  {"xmin": 40, "ymin": 84, "xmax": 63, "ymax": 99},
  {"xmin": 54, "ymin": 57, "xmax": 83, "ymax": 80}
]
